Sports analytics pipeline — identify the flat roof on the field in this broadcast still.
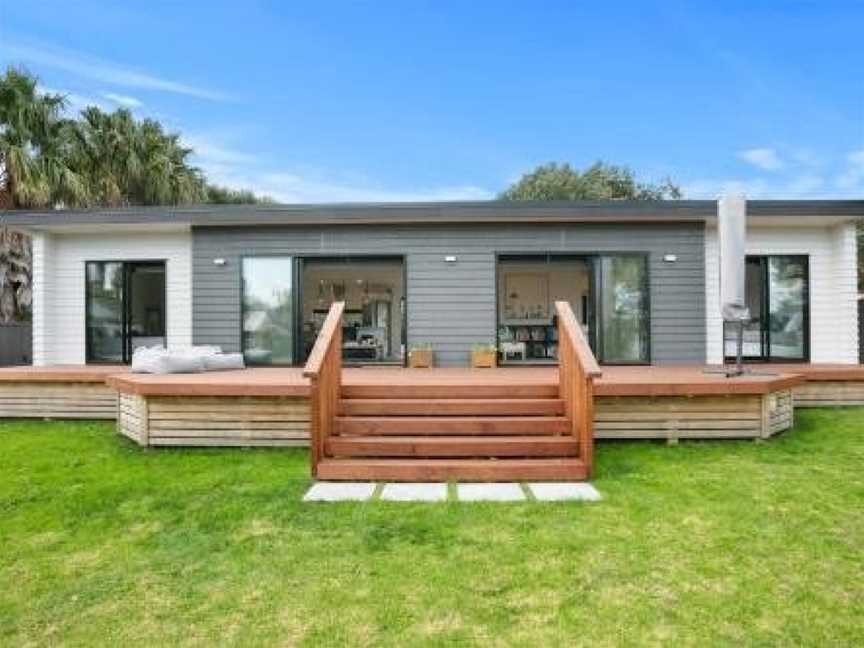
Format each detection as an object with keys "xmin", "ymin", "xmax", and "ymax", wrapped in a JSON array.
[{"xmin": 2, "ymin": 199, "xmax": 863, "ymax": 229}]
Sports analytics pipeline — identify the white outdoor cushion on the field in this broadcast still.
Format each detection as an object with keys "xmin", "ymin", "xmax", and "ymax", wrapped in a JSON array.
[
  {"xmin": 201, "ymin": 353, "xmax": 245, "ymax": 372},
  {"xmin": 131, "ymin": 345, "xmax": 242, "ymax": 374}
]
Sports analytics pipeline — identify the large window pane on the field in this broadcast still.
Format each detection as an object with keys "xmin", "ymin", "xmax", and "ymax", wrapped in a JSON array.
[
  {"xmin": 86, "ymin": 262, "xmax": 124, "ymax": 362},
  {"xmin": 242, "ymin": 257, "xmax": 294, "ymax": 365},
  {"xmin": 599, "ymin": 256, "xmax": 649, "ymax": 363},
  {"xmin": 768, "ymin": 256, "xmax": 807, "ymax": 359}
]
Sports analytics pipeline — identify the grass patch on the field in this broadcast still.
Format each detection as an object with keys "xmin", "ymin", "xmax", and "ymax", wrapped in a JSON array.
[{"xmin": 1, "ymin": 411, "xmax": 863, "ymax": 645}]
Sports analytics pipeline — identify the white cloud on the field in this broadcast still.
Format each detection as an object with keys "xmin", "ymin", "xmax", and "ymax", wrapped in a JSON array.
[
  {"xmin": 684, "ymin": 174, "xmax": 828, "ymax": 199},
  {"xmin": 183, "ymin": 133, "xmax": 493, "ymax": 203},
  {"xmin": 737, "ymin": 147, "xmax": 785, "ymax": 171},
  {"xmin": 206, "ymin": 166, "xmax": 493, "ymax": 203},
  {"xmin": 5, "ymin": 41, "xmax": 227, "ymax": 101},
  {"xmin": 102, "ymin": 92, "xmax": 142, "ymax": 109},
  {"xmin": 835, "ymin": 149, "xmax": 864, "ymax": 191},
  {"xmin": 685, "ymin": 148, "xmax": 864, "ymax": 199},
  {"xmin": 182, "ymin": 134, "xmax": 258, "ymax": 165}
]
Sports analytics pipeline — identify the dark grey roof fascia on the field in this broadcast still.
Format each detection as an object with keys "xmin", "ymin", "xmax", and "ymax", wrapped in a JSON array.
[{"xmin": 1, "ymin": 199, "xmax": 862, "ymax": 228}]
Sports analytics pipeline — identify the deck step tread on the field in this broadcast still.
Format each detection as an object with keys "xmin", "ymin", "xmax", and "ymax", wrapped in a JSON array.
[
  {"xmin": 335, "ymin": 416, "xmax": 570, "ymax": 436},
  {"xmin": 339, "ymin": 398, "xmax": 565, "ymax": 416},
  {"xmin": 325, "ymin": 435, "xmax": 578, "ymax": 458},
  {"xmin": 316, "ymin": 457, "xmax": 588, "ymax": 482},
  {"xmin": 341, "ymin": 384, "xmax": 559, "ymax": 399}
]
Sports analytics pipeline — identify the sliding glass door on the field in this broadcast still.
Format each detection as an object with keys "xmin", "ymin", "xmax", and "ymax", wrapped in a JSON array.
[
  {"xmin": 597, "ymin": 255, "xmax": 650, "ymax": 364},
  {"xmin": 495, "ymin": 253, "xmax": 650, "ymax": 365},
  {"xmin": 86, "ymin": 262, "xmax": 125, "ymax": 362},
  {"xmin": 85, "ymin": 261, "xmax": 166, "ymax": 363},
  {"xmin": 300, "ymin": 257, "xmax": 405, "ymax": 364},
  {"xmin": 724, "ymin": 255, "xmax": 809, "ymax": 362},
  {"xmin": 241, "ymin": 257, "xmax": 295, "ymax": 365},
  {"xmin": 497, "ymin": 255, "xmax": 593, "ymax": 364}
]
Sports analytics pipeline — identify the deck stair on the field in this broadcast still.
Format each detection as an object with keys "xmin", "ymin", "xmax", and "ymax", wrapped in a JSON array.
[
  {"xmin": 305, "ymin": 301, "xmax": 601, "ymax": 483},
  {"xmin": 318, "ymin": 385, "xmax": 587, "ymax": 481}
]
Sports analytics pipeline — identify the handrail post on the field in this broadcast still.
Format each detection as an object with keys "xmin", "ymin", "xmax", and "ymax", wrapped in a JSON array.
[
  {"xmin": 303, "ymin": 301, "xmax": 345, "ymax": 478},
  {"xmin": 554, "ymin": 301, "xmax": 601, "ymax": 478}
]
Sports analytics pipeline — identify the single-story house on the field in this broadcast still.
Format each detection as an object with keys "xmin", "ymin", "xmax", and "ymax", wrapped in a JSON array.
[{"xmin": 3, "ymin": 198, "xmax": 861, "ymax": 369}]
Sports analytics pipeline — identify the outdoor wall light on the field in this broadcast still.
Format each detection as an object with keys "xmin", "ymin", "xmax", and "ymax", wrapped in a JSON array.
[
  {"xmin": 213, "ymin": 258, "xmax": 227, "ymax": 266},
  {"xmin": 663, "ymin": 254, "xmax": 678, "ymax": 263},
  {"xmin": 444, "ymin": 255, "xmax": 457, "ymax": 263}
]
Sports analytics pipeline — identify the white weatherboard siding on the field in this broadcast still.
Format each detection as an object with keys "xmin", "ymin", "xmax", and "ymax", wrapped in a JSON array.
[
  {"xmin": 705, "ymin": 222, "xmax": 859, "ymax": 364},
  {"xmin": 30, "ymin": 232, "xmax": 52, "ymax": 366},
  {"xmin": 33, "ymin": 229, "xmax": 193, "ymax": 365}
]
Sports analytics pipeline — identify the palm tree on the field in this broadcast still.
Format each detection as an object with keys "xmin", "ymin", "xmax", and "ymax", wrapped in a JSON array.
[
  {"xmin": 137, "ymin": 118, "xmax": 205, "ymax": 205},
  {"xmin": 68, "ymin": 109, "xmax": 206, "ymax": 206},
  {"xmin": 0, "ymin": 67, "xmax": 86, "ymax": 324},
  {"xmin": 0, "ymin": 67, "xmax": 86, "ymax": 208},
  {"xmin": 0, "ymin": 228, "xmax": 31, "ymax": 323}
]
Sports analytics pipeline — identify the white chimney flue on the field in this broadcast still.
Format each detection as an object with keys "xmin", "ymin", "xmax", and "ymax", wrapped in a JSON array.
[{"xmin": 718, "ymin": 193, "xmax": 750, "ymax": 322}]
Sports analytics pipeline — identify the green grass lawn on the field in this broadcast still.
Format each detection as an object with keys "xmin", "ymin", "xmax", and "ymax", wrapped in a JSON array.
[{"xmin": 1, "ymin": 411, "xmax": 863, "ymax": 647}]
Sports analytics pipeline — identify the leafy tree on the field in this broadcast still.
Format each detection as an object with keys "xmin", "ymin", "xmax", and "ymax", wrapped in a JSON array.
[
  {"xmin": 206, "ymin": 184, "xmax": 273, "ymax": 204},
  {"xmin": 500, "ymin": 161, "xmax": 681, "ymax": 201}
]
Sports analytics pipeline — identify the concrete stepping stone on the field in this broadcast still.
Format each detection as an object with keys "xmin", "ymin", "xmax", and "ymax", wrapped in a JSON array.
[
  {"xmin": 303, "ymin": 482, "xmax": 376, "ymax": 502},
  {"xmin": 457, "ymin": 482, "xmax": 525, "ymax": 501},
  {"xmin": 380, "ymin": 482, "xmax": 448, "ymax": 501},
  {"xmin": 528, "ymin": 482, "xmax": 602, "ymax": 501}
]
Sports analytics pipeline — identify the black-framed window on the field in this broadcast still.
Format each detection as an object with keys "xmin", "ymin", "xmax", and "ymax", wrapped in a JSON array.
[
  {"xmin": 85, "ymin": 261, "xmax": 166, "ymax": 363},
  {"xmin": 723, "ymin": 255, "xmax": 809, "ymax": 362},
  {"xmin": 241, "ymin": 256, "xmax": 295, "ymax": 366}
]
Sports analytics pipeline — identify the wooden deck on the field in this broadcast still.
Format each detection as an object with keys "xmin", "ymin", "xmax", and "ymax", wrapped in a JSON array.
[
  {"xmin": 3, "ymin": 362, "xmax": 863, "ymax": 447},
  {"xmin": 106, "ymin": 368, "xmax": 310, "ymax": 397},
  {"xmin": 8, "ymin": 363, "xmax": 858, "ymax": 396}
]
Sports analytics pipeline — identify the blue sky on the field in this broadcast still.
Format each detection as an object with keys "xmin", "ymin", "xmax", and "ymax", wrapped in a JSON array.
[{"xmin": 1, "ymin": 1, "xmax": 863, "ymax": 202}]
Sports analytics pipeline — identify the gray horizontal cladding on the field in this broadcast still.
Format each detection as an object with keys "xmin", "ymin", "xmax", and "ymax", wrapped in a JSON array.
[{"xmin": 192, "ymin": 222, "xmax": 706, "ymax": 366}]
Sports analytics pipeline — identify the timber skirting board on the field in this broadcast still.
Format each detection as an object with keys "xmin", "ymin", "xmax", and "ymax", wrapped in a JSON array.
[
  {"xmin": 117, "ymin": 393, "xmax": 311, "ymax": 447},
  {"xmin": 0, "ymin": 382, "xmax": 117, "ymax": 419},
  {"xmin": 793, "ymin": 381, "xmax": 864, "ymax": 407},
  {"xmin": 594, "ymin": 390, "xmax": 794, "ymax": 441}
]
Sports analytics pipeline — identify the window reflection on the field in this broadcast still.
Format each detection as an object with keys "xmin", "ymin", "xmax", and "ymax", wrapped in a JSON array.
[
  {"xmin": 599, "ymin": 256, "xmax": 649, "ymax": 363},
  {"xmin": 242, "ymin": 257, "xmax": 294, "ymax": 365}
]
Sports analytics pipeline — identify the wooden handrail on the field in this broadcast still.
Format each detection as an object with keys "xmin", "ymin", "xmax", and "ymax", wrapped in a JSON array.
[
  {"xmin": 555, "ymin": 301, "xmax": 602, "ymax": 477},
  {"xmin": 303, "ymin": 301, "xmax": 345, "ymax": 476}
]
